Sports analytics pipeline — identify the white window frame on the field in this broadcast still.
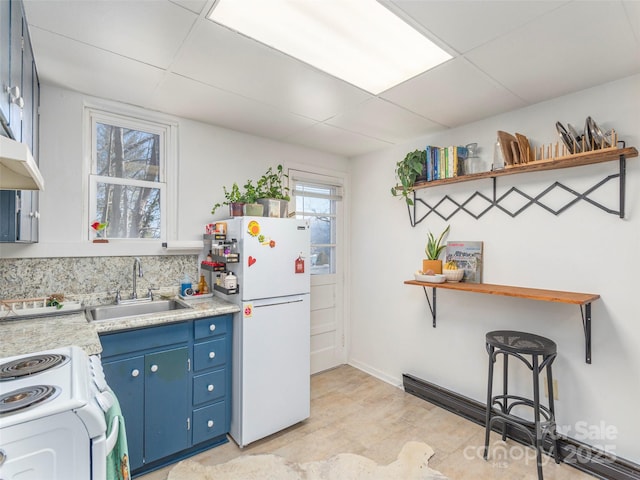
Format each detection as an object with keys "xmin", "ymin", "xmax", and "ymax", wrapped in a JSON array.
[{"xmin": 84, "ymin": 102, "xmax": 178, "ymax": 243}]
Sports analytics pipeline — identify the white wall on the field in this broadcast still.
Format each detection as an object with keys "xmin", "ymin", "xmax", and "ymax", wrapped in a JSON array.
[
  {"xmin": 348, "ymin": 74, "xmax": 640, "ymax": 463},
  {"xmin": 0, "ymin": 84, "xmax": 348, "ymax": 258}
]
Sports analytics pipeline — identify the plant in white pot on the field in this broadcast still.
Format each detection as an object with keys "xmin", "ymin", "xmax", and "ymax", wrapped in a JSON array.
[
  {"xmin": 256, "ymin": 164, "xmax": 290, "ymax": 217},
  {"xmin": 422, "ymin": 225, "xmax": 450, "ymax": 274},
  {"xmin": 242, "ymin": 180, "xmax": 264, "ymax": 216}
]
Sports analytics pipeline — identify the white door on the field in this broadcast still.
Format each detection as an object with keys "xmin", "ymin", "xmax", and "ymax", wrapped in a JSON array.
[{"xmin": 290, "ymin": 170, "xmax": 346, "ymax": 374}]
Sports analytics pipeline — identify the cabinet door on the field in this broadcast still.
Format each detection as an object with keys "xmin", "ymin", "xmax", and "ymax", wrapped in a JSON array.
[
  {"xmin": 8, "ymin": 0, "xmax": 22, "ymax": 139},
  {"xmin": 144, "ymin": 347, "xmax": 189, "ymax": 464},
  {"xmin": 0, "ymin": 0, "xmax": 10, "ymax": 129},
  {"xmin": 102, "ymin": 355, "xmax": 145, "ymax": 471}
]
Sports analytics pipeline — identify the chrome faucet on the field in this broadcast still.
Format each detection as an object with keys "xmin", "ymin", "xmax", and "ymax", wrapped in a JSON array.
[{"xmin": 132, "ymin": 257, "xmax": 143, "ymax": 299}]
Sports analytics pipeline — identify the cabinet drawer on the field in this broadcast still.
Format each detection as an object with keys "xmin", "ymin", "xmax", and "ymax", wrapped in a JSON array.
[
  {"xmin": 193, "ymin": 369, "xmax": 226, "ymax": 405},
  {"xmin": 100, "ymin": 322, "xmax": 189, "ymax": 358},
  {"xmin": 193, "ymin": 338, "xmax": 227, "ymax": 371},
  {"xmin": 194, "ymin": 315, "xmax": 230, "ymax": 340},
  {"xmin": 192, "ymin": 401, "xmax": 226, "ymax": 445}
]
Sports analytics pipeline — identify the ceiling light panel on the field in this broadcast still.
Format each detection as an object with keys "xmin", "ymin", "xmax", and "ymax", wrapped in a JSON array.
[{"xmin": 208, "ymin": 0, "xmax": 452, "ymax": 94}]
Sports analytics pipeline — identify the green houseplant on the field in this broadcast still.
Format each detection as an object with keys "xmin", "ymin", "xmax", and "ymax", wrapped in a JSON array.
[
  {"xmin": 257, "ymin": 164, "xmax": 290, "ymax": 217},
  {"xmin": 211, "ymin": 182, "xmax": 245, "ymax": 216},
  {"xmin": 242, "ymin": 180, "xmax": 264, "ymax": 216},
  {"xmin": 391, "ymin": 149, "xmax": 426, "ymax": 206},
  {"xmin": 422, "ymin": 224, "xmax": 450, "ymax": 274}
]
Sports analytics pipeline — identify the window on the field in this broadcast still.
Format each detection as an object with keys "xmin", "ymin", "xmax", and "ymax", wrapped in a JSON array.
[
  {"xmin": 291, "ymin": 174, "xmax": 343, "ymax": 275},
  {"xmin": 87, "ymin": 107, "xmax": 176, "ymax": 241}
]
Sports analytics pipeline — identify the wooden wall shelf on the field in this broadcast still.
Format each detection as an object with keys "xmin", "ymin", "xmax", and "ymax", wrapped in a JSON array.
[
  {"xmin": 405, "ymin": 146, "xmax": 637, "ymax": 225},
  {"xmin": 404, "ymin": 280, "xmax": 600, "ymax": 364}
]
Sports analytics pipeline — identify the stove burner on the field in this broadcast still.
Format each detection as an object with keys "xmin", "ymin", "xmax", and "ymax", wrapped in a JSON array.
[
  {"xmin": 0, "ymin": 353, "xmax": 69, "ymax": 381},
  {"xmin": 0, "ymin": 385, "xmax": 61, "ymax": 415}
]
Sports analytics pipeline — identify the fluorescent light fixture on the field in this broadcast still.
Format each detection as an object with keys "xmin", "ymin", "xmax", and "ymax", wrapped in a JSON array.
[{"xmin": 208, "ymin": 0, "xmax": 452, "ymax": 94}]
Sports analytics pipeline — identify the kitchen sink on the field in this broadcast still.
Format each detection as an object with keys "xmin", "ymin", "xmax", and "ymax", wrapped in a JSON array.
[{"xmin": 85, "ymin": 299, "xmax": 191, "ymax": 322}]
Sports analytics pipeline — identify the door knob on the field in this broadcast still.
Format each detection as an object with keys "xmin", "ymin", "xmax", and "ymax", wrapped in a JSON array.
[
  {"xmin": 150, "ymin": 364, "xmax": 158, "ymax": 373},
  {"xmin": 131, "ymin": 369, "xmax": 140, "ymax": 377}
]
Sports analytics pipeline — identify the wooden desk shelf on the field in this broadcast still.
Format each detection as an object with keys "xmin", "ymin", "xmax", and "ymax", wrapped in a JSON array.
[{"xmin": 404, "ymin": 280, "xmax": 600, "ymax": 364}]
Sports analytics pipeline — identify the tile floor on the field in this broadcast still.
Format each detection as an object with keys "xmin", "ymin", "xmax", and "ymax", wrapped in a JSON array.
[{"xmin": 139, "ymin": 365, "xmax": 594, "ymax": 480}]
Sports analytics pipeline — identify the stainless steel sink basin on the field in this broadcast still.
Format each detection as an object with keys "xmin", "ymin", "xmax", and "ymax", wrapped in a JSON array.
[{"xmin": 86, "ymin": 299, "xmax": 191, "ymax": 322}]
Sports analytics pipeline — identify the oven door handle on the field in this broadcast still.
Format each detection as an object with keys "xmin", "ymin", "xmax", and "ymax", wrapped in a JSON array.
[{"xmin": 105, "ymin": 416, "xmax": 120, "ymax": 455}]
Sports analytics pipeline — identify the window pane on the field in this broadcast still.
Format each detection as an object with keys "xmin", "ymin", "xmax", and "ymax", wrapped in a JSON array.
[
  {"xmin": 96, "ymin": 182, "xmax": 161, "ymax": 239},
  {"xmin": 311, "ymin": 246, "xmax": 334, "ymax": 275},
  {"xmin": 96, "ymin": 123, "xmax": 160, "ymax": 181}
]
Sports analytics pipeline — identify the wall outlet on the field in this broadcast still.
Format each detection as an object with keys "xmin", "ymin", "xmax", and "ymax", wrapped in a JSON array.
[{"xmin": 543, "ymin": 376, "xmax": 559, "ymax": 400}]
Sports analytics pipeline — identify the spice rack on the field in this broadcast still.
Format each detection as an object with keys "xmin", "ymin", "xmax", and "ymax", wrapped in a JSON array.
[{"xmin": 202, "ymin": 234, "xmax": 239, "ymax": 295}]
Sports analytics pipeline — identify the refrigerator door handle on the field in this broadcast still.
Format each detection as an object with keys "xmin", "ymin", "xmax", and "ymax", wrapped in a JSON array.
[{"xmin": 254, "ymin": 298, "xmax": 304, "ymax": 308}]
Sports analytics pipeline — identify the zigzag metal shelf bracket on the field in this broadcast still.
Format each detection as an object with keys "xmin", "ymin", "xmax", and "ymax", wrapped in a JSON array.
[{"xmin": 406, "ymin": 154, "xmax": 628, "ymax": 226}]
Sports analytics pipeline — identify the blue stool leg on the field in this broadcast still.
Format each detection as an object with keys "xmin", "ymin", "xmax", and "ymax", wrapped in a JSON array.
[{"xmin": 484, "ymin": 344, "xmax": 495, "ymax": 460}]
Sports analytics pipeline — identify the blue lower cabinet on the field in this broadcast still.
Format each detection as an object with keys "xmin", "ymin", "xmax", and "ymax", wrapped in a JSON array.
[
  {"xmin": 144, "ymin": 347, "xmax": 190, "ymax": 464},
  {"xmin": 102, "ymin": 355, "xmax": 145, "ymax": 471},
  {"xmin": 193, "ymin": 369, "xmax": 226, "ymax": 405},
  {"xmin": 192, "ymin": 401, "xmax": 226, "ymax": 444},
  {"xmin": 100, "ymin": 314, "xmax": 233, "ymax": 475}
]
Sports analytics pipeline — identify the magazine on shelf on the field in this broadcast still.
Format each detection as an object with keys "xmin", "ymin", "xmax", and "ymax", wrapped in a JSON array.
[{"xmin": 445, "ymin": 241, "xmax": 483, "ymax": 283}]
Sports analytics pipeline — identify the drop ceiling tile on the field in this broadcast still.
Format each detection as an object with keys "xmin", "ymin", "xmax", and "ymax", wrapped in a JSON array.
[
  {"xmin": 623, "ymin": 1, "xmax": 640, "ymax": 42},
  {"xmin": 171, "ymin": 21, "xmax": 373, "ymax": 121},
  {"xmin": 29, "ymin": 27, "xmax": 165, "ymax": 106},
  {"xmin": 388, "ymin": 0, "xmax": 568, "ymax": 54},
  {"xmin": 381, "ymin": 57, "xmax": 526, "ymax": 127},
  {"xmin": 169, "ymin": 0, "xmax": 209, "ymax": 15},
  {"xmin": 326, "ymin": 98, "xmax": 444, "ymax": 143},
  {"xmin": 23, "ymin": 0, "xmax": 197, "ymax": 69},
  {"xmin": 284, "ymin": 123, "xmax": 393, "ymax": 158},
  {"xmin": 466, "ymin": 1, "xmax": 640, "ymax": 104},
  {"xmin": 149, "ymin": 74, "xmax": 318, "ymax": 140}
]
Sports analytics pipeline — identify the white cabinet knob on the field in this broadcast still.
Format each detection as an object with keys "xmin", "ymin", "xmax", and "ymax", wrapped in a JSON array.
[
  {"xmin": 150, "ymin": 364, "xmax": 159, "ymax": 373},
  {"xmin": 131, "ymin": 369, "xmax": 140, "ymax": 377},
  {"xmin": 209, "ymin": 352, "xmax": 215, "ymax": 359},
  {"xmin": 207, "ymin": 384, "xmax": 214, "ymax": 392},
  {"xmin": 207, "ymin": 420, "xmax": 214, "ymax": 428},
  {"xmin": 6, "ymin": 85, "xmax": 20, "ymax": 98},
  {"xmin": 209, "ymin": 324, "xmax": 216, "ymax": 332}
]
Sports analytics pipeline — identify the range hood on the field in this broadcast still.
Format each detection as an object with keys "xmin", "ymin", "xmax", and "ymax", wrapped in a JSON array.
[{"xmin": 0, "ymin": 134, "xmax": 45, "ymax": 191}]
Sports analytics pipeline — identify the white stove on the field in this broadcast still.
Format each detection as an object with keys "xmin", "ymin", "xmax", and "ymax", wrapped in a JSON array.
[{"xmin": 0, "ymin": 345, "xmax": 116, "ymax": 480}]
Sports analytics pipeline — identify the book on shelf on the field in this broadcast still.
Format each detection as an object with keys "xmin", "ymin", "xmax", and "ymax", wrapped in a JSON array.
[
  {"xmin": 424, "ymin": 145, "xmax": 469, "ymax": 181},
  {"xmin": 445, "ymin": 241, "xmax": 483, "ymax": 283}
]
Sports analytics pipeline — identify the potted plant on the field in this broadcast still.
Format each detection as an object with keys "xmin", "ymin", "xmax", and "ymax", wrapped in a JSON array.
[
  {"xmin": 211, "ymin": 182, "xmax": 245, "ymax": 217},
  {"xmin": 242, "ymin": 179, "xmax": 264, "ymax": 216},
  {"xmin": 422, "ymin": 225, "xmax": 450, "ymax": 274},
  {"xmin": 256, "ymin": 164, "xmax": 290, "ymax": 217},
  {"xmin": 391, "ymin": 149, "xmax": 426, "ymax": 206}
]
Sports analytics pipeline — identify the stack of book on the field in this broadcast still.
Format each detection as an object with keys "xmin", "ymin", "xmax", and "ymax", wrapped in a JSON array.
[{"xmin": 425, "ymin": 145, "xmax": 469, "ymax": 181}]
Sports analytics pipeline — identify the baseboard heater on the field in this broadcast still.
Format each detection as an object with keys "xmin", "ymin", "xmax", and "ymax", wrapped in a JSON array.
[{"xmin": 403, "ymin": 373, "xmax": 640, "ymax": 480}]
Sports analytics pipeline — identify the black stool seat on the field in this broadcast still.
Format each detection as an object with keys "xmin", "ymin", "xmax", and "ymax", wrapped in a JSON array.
[
  {"xmin": 486, "ymin": 330, "xmax": 557, "ymax": 356},
  {"xmin": 483, "ymin": 330, "xmax": 560, "ymax": 480}
]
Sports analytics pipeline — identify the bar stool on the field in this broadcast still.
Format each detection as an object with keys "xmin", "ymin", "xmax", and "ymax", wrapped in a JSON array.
[{"xmin": 483, "ymin": 330, "xmax": 560, "ymax": 480}]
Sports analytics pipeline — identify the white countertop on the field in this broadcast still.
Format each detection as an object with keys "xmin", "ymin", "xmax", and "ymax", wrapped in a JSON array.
[{"xmin": 0, "ymin": 296, "xmax": 240, "ymax": 358}]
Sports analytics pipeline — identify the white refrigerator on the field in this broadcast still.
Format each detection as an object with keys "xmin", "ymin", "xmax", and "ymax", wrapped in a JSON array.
[{"xmin": 222, "ymin": 216, "xmax": 311, "ymax": 447}]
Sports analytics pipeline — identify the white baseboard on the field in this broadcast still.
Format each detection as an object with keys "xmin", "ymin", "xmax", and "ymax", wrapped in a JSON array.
[{"xmin": 347, "ymin": 359, "xmax": 403, "ymax": 389}]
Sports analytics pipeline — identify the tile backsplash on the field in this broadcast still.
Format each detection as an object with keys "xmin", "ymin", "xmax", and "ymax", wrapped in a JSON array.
[{"xmin": 0, "ymin": 255, "xmax": 199, "ymax": 305}]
